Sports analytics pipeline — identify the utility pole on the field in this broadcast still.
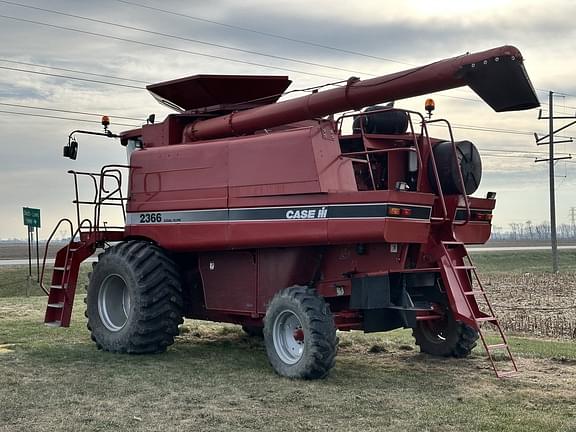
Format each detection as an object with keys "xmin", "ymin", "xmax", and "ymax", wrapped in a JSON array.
[{"xmin": 534, "ymin": 91, "xmax": 575, "ymax": 272}]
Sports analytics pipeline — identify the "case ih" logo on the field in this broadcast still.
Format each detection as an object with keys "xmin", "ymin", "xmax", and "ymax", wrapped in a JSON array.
[{"xmin": 285, "ymin": 207, "xmax": 328, "ymax": 219}]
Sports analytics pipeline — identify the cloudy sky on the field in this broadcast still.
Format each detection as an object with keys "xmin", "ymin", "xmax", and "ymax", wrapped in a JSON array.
[{"xmin": 0, "ymin": 0, "xmax": 575, "ymax": 239}]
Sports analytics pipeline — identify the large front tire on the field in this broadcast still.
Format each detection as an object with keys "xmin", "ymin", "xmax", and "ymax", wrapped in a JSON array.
[
  {"xmin": 413, "ymin": 309, "xmax": 478, "ymax": 358},
  {"xmin": 86, "ymin": 241, "xmax": 183, "ymax": 354},
  {"xmin": 263, "ymin": 286, "xmax": 338, "ymax": 379}
]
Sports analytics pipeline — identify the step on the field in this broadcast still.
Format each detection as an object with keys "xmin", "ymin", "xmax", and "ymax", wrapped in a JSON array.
[
  {"xmin": 49, "ymin": 284, "xmax": 66, "ymax": 290},
  {"xmin": 45, "ymin": 321, "xmax": 62, "ymax": 328},
  {"xmin": 476, "ymin": 316, "xmax": 497, "ymax": 323},
  {"xmin": 454, "ymin": 265, "xmax": 476, "ymax": 270},
  {"xmin": 487, "ymin": 343, "xmax": 508, "ymax": 350},
  {"xmin": 53, "ymin": 266, "xmax": 70, "ymax": 271},
  {"xmin": 464, "ymin": 290, "xmax": 485, "ymax": 296},
  {"xmin": 47, "ymin": 302, "xmax": 65, "ymax": 309},
  {"xmin": 442, "ymin": 241, "xmax": 464, "ymax": 245},
  {"xmin": 386, "ymin": 305, "xmax": 434, "ymax": 312}
]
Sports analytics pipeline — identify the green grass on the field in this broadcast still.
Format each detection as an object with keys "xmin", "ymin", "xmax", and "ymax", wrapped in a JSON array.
[
  {"xmin": 470, "ymin": 250, "xmax": 576, "ymax": 273},
  {"xmin": 0, "ymin": 264, "xmax": 90, "ymax": 298},
  {"xmin": 0, "ymin": 250, "xmax": 571, "ymax": 298},
  {"xmin": 1, "ymin": 296, "xmax": 576, "ymax": 432}
]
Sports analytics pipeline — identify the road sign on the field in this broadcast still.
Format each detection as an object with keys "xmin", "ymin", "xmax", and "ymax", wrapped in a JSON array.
[{"xmin": 23, "ymin": 207, "xmax": 41, "ymax": 228}]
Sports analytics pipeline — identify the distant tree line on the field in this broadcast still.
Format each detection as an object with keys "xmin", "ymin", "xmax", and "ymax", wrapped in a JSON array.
[{"xmin": 492, "ymin": 221, "xmax": 576, "ymax": 241}]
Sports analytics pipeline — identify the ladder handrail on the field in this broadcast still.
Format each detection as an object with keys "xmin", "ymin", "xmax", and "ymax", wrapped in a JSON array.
[
  {"xmin": 39, "ymin": 218, "xmax": 74, "ymax": 295},
  {"xmin": 40, "ymin": 218, "xmax": 93, "ymax": 296},
  {"xmin": 418, "ymin": 120, "xmax": 448, "ymax": 220},
  {"xmin": 425, "ymin": 118, "xmax": 471, "ymax": 225}
]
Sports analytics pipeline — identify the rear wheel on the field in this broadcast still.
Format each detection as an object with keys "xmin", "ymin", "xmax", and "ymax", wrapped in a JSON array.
[
  {"xmin": 86, "ymin": 241, "xmax": 183, "ymax": 354},
  {"xmin": 413, "ymin": 309, "xmax": 478, "ymax": 358},
  {"xmin": 263, "ymin": 286, "xmax": 338, "ymax": 379}
]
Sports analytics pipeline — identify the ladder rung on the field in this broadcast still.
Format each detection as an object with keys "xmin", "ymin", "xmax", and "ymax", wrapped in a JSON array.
[
  {"xmin": 53, "ymin": 266, "xmax": 70, "ymax": 271},
  {"xmin": 464, "ymin": 290, "xmax": 485, "ymax": 296},
  {"xmin": 487, "ymin": 343, "xmax": 508, "ymax": 350},
  {"xmin": 454, "ymin": 265, "xmax": 476, "ymax": 270},
  {"xmin": 49, "ymin": 284, "xmax": 65, "ymax": 290},
  {"xmin": 442, "ymin": 241, "xmax": 464, "ymax": 245},
  {"xmin": 476, "ymin": 316, "xmax": 497, "ymax": 323},
  {"xmin": 45, "ymin": 321, "xmax": 62, "ymax": 327},
  {"xmin": 47, "ymin": 302, "xmax": 65, "ymax": 309}
]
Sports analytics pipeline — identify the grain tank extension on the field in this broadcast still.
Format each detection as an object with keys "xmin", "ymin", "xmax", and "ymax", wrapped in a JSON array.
[{"xmin": 43, "ymin": 45, "xmax": 538, "ymax": 379}]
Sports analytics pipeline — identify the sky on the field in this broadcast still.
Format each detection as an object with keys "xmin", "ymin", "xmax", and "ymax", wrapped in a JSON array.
[{"xmin": 0, "ymin": 0, "xmax": 575, "ymax": 239}]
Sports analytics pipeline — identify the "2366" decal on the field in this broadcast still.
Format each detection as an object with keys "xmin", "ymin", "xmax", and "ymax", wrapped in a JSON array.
[{"xmin": 139, "ymin": 213, "xmax": 162, "ymax": 223}]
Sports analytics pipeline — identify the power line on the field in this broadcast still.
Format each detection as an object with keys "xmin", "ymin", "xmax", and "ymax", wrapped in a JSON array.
[
  {"xmin": 0, "ymin": 102, "xmax": 145, "ymax": 122},
  {"xmin": 0, "ymin": 0, "xmax": 376, "ymax": 78},
  {"xmin": 0, "ymin": 8, "xmax": 549, "ymax": 110},
  {"xmin": 4, "ymin": 1, "xmax": 569, "ymax": 110},
  {"xmin": 110, "ymin": 0, "xmax": 415, "ymax": 67},
  {"xmin": 0, "ymin": 14, "xmax": 342, "ymax": 80},
  {"xmin": 0, "ymin": 65, "xmax": 144, "ymax": 89},
  {"xmin": 0, "ymin": 109, "xmax": 139, "ymax": 127},
  {"xmin": 110, "ymin": 0, "xmax": 576, "ymax": 107},
  {"xmin": 0, "ymin": 7, "xmax": 522, "ymax": 106},
  {"xmin": 0, "ymin": 98, "xmax": 566, "ymax": 146},
  {"xmin": 0, "ymin": 58, "xmax": 148, "ymax": 84}
]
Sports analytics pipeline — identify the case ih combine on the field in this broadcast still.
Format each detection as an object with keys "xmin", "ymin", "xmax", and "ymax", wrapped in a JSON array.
[{"xmin": 41, "ymin": 45, "xmax": 539, "ymax": 379}]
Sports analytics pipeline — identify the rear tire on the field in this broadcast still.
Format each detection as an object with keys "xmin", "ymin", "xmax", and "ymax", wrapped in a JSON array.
[
  {"xmin": 413, "ymin": 309, "xmax": 478, "ymax": 358},
  {"xmin": 263, "ymin": 286, "xmax": 337, "ymax": 379},
  {"xmin": 242, "ymin": 325, "xmax": 263, "ymax": 338},
  {"xmin": 86, "ymin": 241, "xmax": 183, "ymax": 354}
]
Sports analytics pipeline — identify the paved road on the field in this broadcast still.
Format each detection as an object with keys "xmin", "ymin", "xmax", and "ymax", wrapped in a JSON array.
[
  {"xmin": 468, "ymin": 245, "xmax": 576, "ymax": 252},
  {"xmin": 0, "ymin": 257, "xmax": 97, "ymax": 266},
  {"xmin": 1, "ymin": 245, "xmax": 574, "ymax": 266}
]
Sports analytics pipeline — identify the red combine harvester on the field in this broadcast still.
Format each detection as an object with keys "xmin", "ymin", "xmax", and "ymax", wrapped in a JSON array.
[{"xmin": 42, "ymin": 45, "xmax": 539, "ymax": 379}]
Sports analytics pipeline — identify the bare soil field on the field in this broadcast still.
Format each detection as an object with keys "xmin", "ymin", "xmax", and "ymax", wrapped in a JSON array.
[{"xmin": 485, "ymin": 272, "xmax": 576, "ymax": 339}]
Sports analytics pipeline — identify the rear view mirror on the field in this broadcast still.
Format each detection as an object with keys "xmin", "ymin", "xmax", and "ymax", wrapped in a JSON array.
[{"xmin": 63, "ymin": 139, "xmax": 78, "ymax": 160}]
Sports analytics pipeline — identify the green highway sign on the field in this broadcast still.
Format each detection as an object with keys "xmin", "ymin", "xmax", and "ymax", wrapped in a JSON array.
[{"xmin": 23, "ymin": 207, "xmax": 41, "ymax": 228}]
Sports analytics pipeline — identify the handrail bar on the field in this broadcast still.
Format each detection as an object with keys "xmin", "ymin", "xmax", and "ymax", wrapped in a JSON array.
[{"xmin": 425, "ymin": 118, "xmax": 471, "ymax": 225}]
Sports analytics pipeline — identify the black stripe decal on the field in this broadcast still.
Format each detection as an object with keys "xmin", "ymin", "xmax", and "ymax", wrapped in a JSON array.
[
  {"xmin": 455, "ymin": 208, "xmax": 492, "ymax": 221},
  {"xmin": 127, "ymin": 203, "xmax": 432, "ymax": 225}
]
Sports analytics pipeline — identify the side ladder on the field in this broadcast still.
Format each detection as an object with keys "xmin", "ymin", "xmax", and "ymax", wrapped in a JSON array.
[
  {"xmin": 44, "ymin": 240, "xmax": 96, "ymax": 327},
  {"xmin": 439, "ymin": 240, "xmax": 518, "ymax": 378}
]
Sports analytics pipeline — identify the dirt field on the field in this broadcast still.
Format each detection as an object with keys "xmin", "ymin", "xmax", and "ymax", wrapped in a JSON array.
[{"xmin": 485, "ymin": 272, "xmax": 576, "ymax": 339}]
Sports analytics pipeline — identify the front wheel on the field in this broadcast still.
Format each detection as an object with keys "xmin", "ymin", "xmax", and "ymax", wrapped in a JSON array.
[
  {"xmin": 413, "ymin": 309, "xmax": 478, "ymax": 358},
  {"xmin": 263, "ymin": 286, "xmax": 338, "ymax": 379}
]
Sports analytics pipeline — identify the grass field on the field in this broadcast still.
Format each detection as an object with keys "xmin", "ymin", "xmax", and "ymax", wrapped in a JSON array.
[
  {"xmin": 1, "ymin": 250, "xmax": 576, "ymax": 431},
  {"xmin": 1, "ymin": 296, "xmax": 576, "ymax": 432},
  {"xmin": 469, "ymin": 249, "xmax": 576, "ymax": 273}
]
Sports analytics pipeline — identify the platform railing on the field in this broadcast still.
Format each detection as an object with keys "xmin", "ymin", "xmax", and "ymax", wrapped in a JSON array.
[
  {"xmin": 336, "ymin": 108, "xmax": 449, "ymax": 220},
  {"xmin": 68, "ymin": 164, "xmax": 130, "ymax": 234}
]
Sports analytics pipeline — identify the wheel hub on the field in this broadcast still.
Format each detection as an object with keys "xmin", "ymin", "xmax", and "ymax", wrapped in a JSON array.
[
  {"xmin": 272, "ymin": 310, "xmax": 305, "ymax": 365},
  {"xmin": 97, "ymin": 274, "xmax": 131, "ymax": 332}
]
